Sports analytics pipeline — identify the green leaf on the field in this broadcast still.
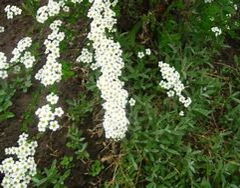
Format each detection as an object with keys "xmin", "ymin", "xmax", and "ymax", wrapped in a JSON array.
[{"xmin": 0, "ymin": 112, "xmax": 15, "ymax": 122}]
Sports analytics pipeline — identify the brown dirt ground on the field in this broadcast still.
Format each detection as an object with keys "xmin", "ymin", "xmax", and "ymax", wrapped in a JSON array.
[{"xmin": 0, "ymin": 1, "xmax": 118, "ymax": 187}]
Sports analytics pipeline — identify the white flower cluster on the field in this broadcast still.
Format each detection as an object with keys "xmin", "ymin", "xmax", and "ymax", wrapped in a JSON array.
[
  {"xmin": 0, "ymin": 52, "xmax": 9, "ymax": 79},
  {"xmin": 35, "ymin": 20, "xmax": 65, "ymax": 86},
  {"xmin": 4, "ymin": 5, "xmax": 22, "ymax": 19},
  {"xmin": 87, "ymin": 0, "xmax": 129, "ymax": 140},
  {"xmin": 10, "ymin": 37, "xmax": 35, "ymax": 69},
  {"xmin": 158, "ymin": 61, "xmax": 192, "ymax": 109},
  {"xmin": 137, "ymin": 48, "xmax": 151, "ymax": 59},
  {"xmin": 76, "ymin": 48, "xmax": 93, "ymax": 64},
  {"xmin": 211, "ymin": 26, "xmax": 222, "ymax": 37},
  {"xmin": 36, "ymin": 0, "xmax": 82, "ymax": 23},
  {"xmin": 0, "ymin": 133, "xmax": 37, "ymax": 188},
  {"xmin": 35, "ymin": 93, "xmax": 64, "ymax": 132},
  {"xmin": 0, "ymin": 26, "xmax": 4, "ymax": 33},
  {"xmin": 36, "ymin": 0, "xmax": 61, "ymax": 23}
]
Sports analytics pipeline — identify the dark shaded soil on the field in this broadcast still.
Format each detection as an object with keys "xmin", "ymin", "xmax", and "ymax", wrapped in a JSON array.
[{"xmin": 0, "ymin": 1, "xmax": 116, "ymax": 187}]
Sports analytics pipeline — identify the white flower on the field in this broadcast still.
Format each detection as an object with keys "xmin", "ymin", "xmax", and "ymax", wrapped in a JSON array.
[
  {"xmin": 49, "ymin": 120, "xmax": 60, "ymax": 131},
  {"xmin": 145, "ymin": 48, "xmax": 151, "ymax": 55},
  {"xmin": 54, "ymin": 107, "xmax": 64, "ymax": 117},
  {"xmin": 129, "ymin": 98, "xmax": 136, "ymax": 106},
  {"xmin": 167, "ymin": 90, "xmax": 175, "ymax": 97},
  {"xmin": 46, "ymin": 93, "xmax": 59, "ymax": 105},
  {"xmin": 204, "ymin": 0, "xmax": 214, "ymax": 3},
  {"xmin": 0, "ymin": 71, "xmax": 8, "ymax": 79},
  {"xmin": 63, "ymin": 6, "xmax": 70, "ymax": 12},
  {"xmin": 138, "ymin": 52, "xmax": 145, "ymax": 59},
  {"xmin": 0, "ymin": 26, "xmax": 4, "ymax": 33},
  {"xmin": 179, "ymin": 111, "xmax": 184, "ymax": 116},
  {"xmin": 211, "ymin": 27, "xmax": 222, "ymax": 37}
]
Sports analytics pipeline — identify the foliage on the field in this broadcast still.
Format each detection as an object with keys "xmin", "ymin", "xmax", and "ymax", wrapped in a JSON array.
[
  {"xmin": 90, "ymin": 160, "xmax": 104, "ymax": 177},
  {"xmin": 32, "ymin": 160, "xmax": 70, "ymax": 188},
  {"xmin": 66, "ymin": 126, "xmax": 90, "ymax": 160}
]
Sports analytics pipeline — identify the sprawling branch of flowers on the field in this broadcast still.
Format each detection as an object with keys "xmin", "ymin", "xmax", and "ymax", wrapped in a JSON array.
[
  {"xmin": 35, "ymin": 20, "xmax": 65, "ymax": 86},
  {"xmin": 158, "ymin": 61, "xmax": 192, "ymax": 116},
  {"xmin": 77, "ymin": 0, "xmax": 130, "ymax": 140}
]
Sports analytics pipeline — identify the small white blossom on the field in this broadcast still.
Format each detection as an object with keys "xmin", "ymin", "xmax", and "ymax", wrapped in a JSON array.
[
  {"xmin": 54, "ymin": 107, "xmax": 64, "ymax": 117},
  {"xmin": 211, "ymin": 27, "xmax": 222, "ymax": 37},
  {"xmin": 63, "ymin": 6, "xmax": 70, "ymax": 12},
  {"xmin": 167, "ymin": 90, "xmax": 175, "ymax": 97},
  {"xmin": 129, "ymin": 98, "xmax": 136, "ymax": 106},
  {"xmin": 138, "ymin": 52, "xmax": 145, "ymax": 59},
  {"xmin": 49, "ymin": 120, "xmax": 60, "ymax": 131},
  {"xmin": 179, "ymin": 111, "xmax": 184, "ymax": 116},
  {"xmin": 145, "ymin": 48, "xmax": 151, "ymax": 55},
  {"xmin": 46, "ymin": 92, "xmax": 59, "ymax": 105},
  {"xmin": 204, "ymin": 0, "xmax": 214, "ymax": 3},
  {"xmin": 0, "ymin": 26, "xmax": 4, "ymax": 33}
]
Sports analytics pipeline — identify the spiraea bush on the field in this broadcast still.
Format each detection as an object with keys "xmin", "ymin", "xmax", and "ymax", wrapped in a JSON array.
[{"xmin": 0, "ymin": 0, "xmax": 239, "ymax": 187}]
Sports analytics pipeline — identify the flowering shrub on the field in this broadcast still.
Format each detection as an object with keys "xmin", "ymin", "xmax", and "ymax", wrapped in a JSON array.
[{"xmin": 0, "ymin": 0, "xmax": 240, "ymax": 187}]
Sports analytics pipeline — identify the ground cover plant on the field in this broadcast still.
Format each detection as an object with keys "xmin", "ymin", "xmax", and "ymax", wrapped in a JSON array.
[{"xmin": 0, "ymin": 0, "xmax": 240, "ymax": 187}]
